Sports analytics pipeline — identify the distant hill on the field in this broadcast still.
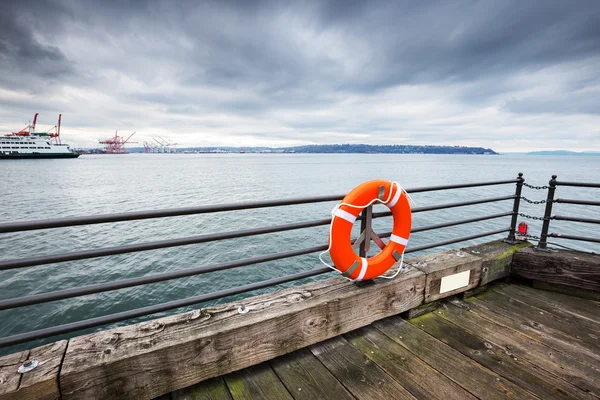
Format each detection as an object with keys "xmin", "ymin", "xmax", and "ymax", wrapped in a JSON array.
[
  {"xmin": 526, "ymin": 150, "xmax": 600, "ymax": 156},
  {"xmin": 116, "ymin": 144, "xmax": 499, "ymax": 155},
  {"xmin": 280, "ymin": 144, "xmax": 498, "ymax": 154}
]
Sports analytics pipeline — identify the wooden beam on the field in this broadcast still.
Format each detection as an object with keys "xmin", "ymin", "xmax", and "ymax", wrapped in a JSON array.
[
  {"xmin": 0, "ymin": 340, "xmax": 67, "ymax": 400},
  {"xmin": 410, "ymin": 250, "xmax": 482, "ymax": 302},
  {"xmin": 512, "ymin": 247, "xmax": 600, "ymax": 295},
  {"xmin": 0, "ymin": 350, "xmax": 28, "ymax": 400},
  {"xmin": 59, "ymin": 268, "xmax": 426, "ymax": 400},
  {"xmin": 461, "ymin": 240, "xmax": 531, "ymax": 285},
  {"xmin": 0, "ymin": 241, "xmax": 531, "ymax": 400}
]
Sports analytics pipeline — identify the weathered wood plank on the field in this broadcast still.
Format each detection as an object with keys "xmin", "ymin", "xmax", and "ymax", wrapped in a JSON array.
[
  {"xmin": 373, "ymin": 316, "xmax": 538, "ymax": 400},
  {"xmin": 410, "ymin": 250, "xmax": 481, "ymax": 302},
  {"xmin": 344, "ymin": 326, "xmax": 477, "ymax": 400},
  {"xmin": 462, "ymin": 240, "xmax": 532, "ymax": 285},
  {"xmin": 512, "ymin": 248, "xmax": 600, "ymax": 294},
  {"xmin": 438, "ymin": 300, "xmax": 600, "ymax": 396},
  {"xmin": 16, "ymin": 341, "xmax": 67, "ymax": 400},
  {"xmin": 411, "ymin": 312, "xmax": 596, "ymax": 400},
  {"xmin": 402, "ymin": 300, "xmax": 440, "ymax": 319},
  {"xmin": 270, "ymin": 348, "xmax": 354, "ymax": 400},
  {"xmin": 492, "ymin": 283, "xmax": 600, "ymax": 325},
  {"xmin": 475, "ymin": 289, "xmax": 600, "ymax": 356},
  {"xmin": 224, "ymin": 363, "xmax": 292, "ymax": 400},
  {"xmin": 310, "ymin": 336, "xmax": 416, "ymax": 400},
  {"xmin": 0, "ymin": 350, "xmax": 28, "ymax": 399},
  {"xmin": 0, "ymin": 340, "xmax": 67, "ymax": 400},
  {"xmin": 171, "ymin": 377, "xmax": 231, "ymax": 400},
  {"xmin": 461, "ymin": 284, "xmax": 487, "ymax": 299},
  {"xmin": 532, "ymin": 281, "xmax": 600, "ymax": 301},
  {"xmin": 59, "ymin": 268, "xmax": 425, "ymax": 400}
]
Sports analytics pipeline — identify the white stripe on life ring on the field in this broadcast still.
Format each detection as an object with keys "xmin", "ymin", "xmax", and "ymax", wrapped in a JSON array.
[
  {"xmin": 356, "ymin": 257, "xmax": 368, "ymax": 281},
  {"xmin": 387, "ymin": 187, "xmax": 402, "ymax": 208},
  {"xmin": 389, "ymin": 234, "xmax": 409, "ymax": 246},
  {"xmin": 334, "ymin": 208, "xmax": 357, "ymax": 224}
]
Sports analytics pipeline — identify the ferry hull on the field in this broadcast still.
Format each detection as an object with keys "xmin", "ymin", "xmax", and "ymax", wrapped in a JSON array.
[{"xmin": 0, "ymin": 153, "xmax": 79, "ymax": 159}]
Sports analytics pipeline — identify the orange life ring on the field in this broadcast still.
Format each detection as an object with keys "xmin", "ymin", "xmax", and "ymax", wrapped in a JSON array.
[{"xmin": 329, "ymin": 180, "xmax": 411, "ymax": 281}]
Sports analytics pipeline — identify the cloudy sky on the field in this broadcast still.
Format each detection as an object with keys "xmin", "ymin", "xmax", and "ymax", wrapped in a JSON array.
[{"xmin": 1, "ymin": 0, "xmax": 599, "ymax": 151}]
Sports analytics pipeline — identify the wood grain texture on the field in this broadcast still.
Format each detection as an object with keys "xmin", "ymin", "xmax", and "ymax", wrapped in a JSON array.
[
  {"xmin": 532, "ymin": 281, "xmax": 600, "ymax": 301},
  {"xmin": 403, "ymin": 300, "xmax": 440, "ymax": 319},
  {"xmin": 410, "ymin": 250, "xmax": 481, "ymax": 302},
  {"xmin": 492, "ymin": 283, "xmax": 600, "ymax": 325},
  {"xmin": 171, "ymin": 377, "xmax": 231, "ymax": 400},
  {"xmin": 310, "ymin": 336, "xmax": 416, "ymax": 400},
  {"xmin": 0, "ymin": 350, "xmax": 28, "ymax": 399},
  {"xmin": 438, "ymin": 299, "xmax": 600, "ymax": 396},
  {"xmin": 15, "ymin": 341, "xmax": 67, "ymax": 400},
  {"xmin": 373, "ymin": 316, "xmax": 538, "ymax": 400},
  {"xmin": 270, "ymin": 348, "xmax": 354, "ymax": 400},
  {"xmin": 59, "ymin": 268, "xmax": 425, "ymax": 400},
  {"xmin": 223, "ymin": 364, "xmax": 292, "ymax": 400},
  {"xmin": 461, "ymin": 284, "xmax": 487, "ymax": 299},
  {"xmin": 474, "ymin": 289, "xmax": 600, "ymax": 358},
  {"xmin": 411, "ymin": 312, "xmax": 596, "ymax": 400},
  {"xmin": 462, "ymin": 240, "xmax": 531, "ymax": 285},
  {"xmin": 0, "ymin": 340, "xmax": 67, "ymax": 400},
  {"xmin": 344, "ymin": 326, "xmax": 477, "ymax": 400},
  {"xmin": 512, "ymin": 248, "xmax": 600, "ymax": 293}
]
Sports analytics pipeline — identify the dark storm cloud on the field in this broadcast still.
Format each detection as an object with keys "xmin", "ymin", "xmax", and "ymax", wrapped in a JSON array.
[{"xmin": 0, "ymin": 0, "xmax": 599, "ymax": 150}]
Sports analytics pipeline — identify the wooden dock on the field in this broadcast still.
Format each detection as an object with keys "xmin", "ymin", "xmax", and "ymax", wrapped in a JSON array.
[
  {"xmin": 166, "ymin": 282, "xmax": 600, "ymax": 400},
  {"xmin": 2, "ymin": 242, "xmax": 599, "ymax": 400}
]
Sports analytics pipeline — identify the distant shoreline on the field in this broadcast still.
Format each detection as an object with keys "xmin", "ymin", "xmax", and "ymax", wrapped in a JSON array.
[{"xmin": 79, "ymin": 144, "xmax": 499, "ymax": 155}]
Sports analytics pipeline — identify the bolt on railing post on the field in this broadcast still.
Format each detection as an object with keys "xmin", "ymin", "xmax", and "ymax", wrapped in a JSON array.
[
  {"xmin": 537, "ymin": 175, "xmax": 557, "ymax": 250},
  {"xmin": 506, "ymin": 172, "xmax": 524, "ymax": 243}
]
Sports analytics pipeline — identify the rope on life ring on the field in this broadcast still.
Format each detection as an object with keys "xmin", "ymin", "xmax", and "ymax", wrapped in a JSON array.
[{"xmin": 319, "ymin": 179, "xmax": 413, "ymax": 281}]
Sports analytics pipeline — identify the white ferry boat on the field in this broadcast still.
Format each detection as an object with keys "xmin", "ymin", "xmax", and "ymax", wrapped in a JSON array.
[{"xmin": 1, "ymin": 114, "xmax": 79, "ymax": 159}]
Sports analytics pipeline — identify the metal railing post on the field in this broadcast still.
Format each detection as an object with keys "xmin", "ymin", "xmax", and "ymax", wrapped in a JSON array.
[
  {"xmin": 506, "ymin": 172, "xmax": 524, "ymax": 243},
  {"xmin": 359, "ymin": 206, "xmax": 373, "ymax": 258},
  {"xmin": 537, "ymin": 175, "xmax": 557, "ymax": 250}
]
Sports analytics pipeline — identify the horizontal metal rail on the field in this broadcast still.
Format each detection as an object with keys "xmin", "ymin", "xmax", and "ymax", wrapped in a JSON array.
[
  {"xmin": 405, "ymin": 227, "xmax": 511, "ymax": 253},
  {"xmin": 548, "ymin": 233, "xmax": 600, "ymax": 244},
  {"xmin": 0, "ymin": 212, "xmax": 512, "ymax": 311},
  {"xmin": 0, "ymin": 268, "xmax": 331, "ymax": 348},
  {"xmin": 555, "ymin": 198, "xmax": 600, "ymax": 207},
  {"xmin": 555, "ymin": 180, "xmax": 600, "ymax": 188},
  {"xmin": 0, "ymin": 196, "xmax": 516, "ymax": 271},
  {"xmin": 0, "ymin": 179, "xmax": 518, "ymax": 234},
  {"xmin": 374, "ymin": 195, "xmax": 516, "ymax": 218},
  {"xmin": 553, "ymin": 215, "xmax": 600, "ymax": 225},
  {"xmin": 0, "ymin": 219, "xmax": 330, "ymax": 271},
  {"xmin": 0, "ymin": 226, "xmax": 511, "ymax": 348}
]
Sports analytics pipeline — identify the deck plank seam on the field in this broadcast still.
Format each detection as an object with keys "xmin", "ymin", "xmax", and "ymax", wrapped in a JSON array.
[
  {"xmin": 306, "ymin": 340, "xmax": 373, "ymax": 400},
  {"xmin": 267, "ymin": 354, "xmax": 358, "ymax": 400},
  {"xmin": 264, "ymin": 362, "xmax": 297, "ymax": 400},
  {"xmin": 438, "ymin": 301, "xmax": 599, "ymax": 397},
  {"xmin": 489, "ymin": 284, "xmax": 600, "ymax": 326},
  {"xmin": 473, "ymin": 290, "xmax": 600, "ymax": 356},
  {"xmin": 370, "ymin": 315, "xmax": 527, "ymax": 400},
  {"xmin": 308, "ymin": 336, "xmax": 417, "ymax": 400},
  {"xmin": 341, "ymin": 328, "xmax": 477, "ymax": 400},
  {"xmin": 56, "ymin": 338, "xmax": 70, "ymax": 400}
]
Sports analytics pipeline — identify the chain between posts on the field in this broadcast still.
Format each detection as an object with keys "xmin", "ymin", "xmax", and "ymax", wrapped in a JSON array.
[
  {"xmin": 520, "ymin": 197, "xmax": 554, "ymax": 205},
  {"xmin": 523, "ymin": 183, "xmax": 550, "ymax": 190},
  {"xmin": 518, "ymin": 212, "xmax": 554, "ymax": 221}
]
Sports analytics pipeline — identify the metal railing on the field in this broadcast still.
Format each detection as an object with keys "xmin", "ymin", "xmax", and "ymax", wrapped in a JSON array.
[
  {"xmin": 534, "ymin": 176, "xmax": 600, "ymax": 249},
  {"xmin": 0, "ymin": 177, "xmax": 523, "ymax": 349}
]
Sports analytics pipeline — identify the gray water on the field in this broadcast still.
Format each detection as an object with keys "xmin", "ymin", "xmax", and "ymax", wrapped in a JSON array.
[{"xmin": 1, "ymin": 154, "xmax": 599, "ymax": 355}]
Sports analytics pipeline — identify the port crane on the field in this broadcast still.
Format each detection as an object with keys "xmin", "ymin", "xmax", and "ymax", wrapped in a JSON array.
[{"xmin": 99, "ymin": 131, "xmax": 137, "ymax": 154}]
